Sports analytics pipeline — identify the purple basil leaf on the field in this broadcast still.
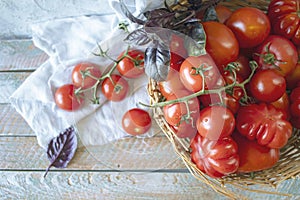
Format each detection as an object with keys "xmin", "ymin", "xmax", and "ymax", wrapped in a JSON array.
[
  {"xmin": 124, "ymin": 28, "xmax": 152, "ymax": 46},
  {"xmin": 119, "ymin": 0, "xmax": 145, "ymax": 25},
  {"xmin": 143, "ymin": 8, "xmax": 175, "ymax": 28},
  {"xmin": 44, "ymin": 126, "xmax": 77, "ymax": 178},
  {"xmin": 144, "ymin": 41, "xmax": 170, "ymax": 82}
]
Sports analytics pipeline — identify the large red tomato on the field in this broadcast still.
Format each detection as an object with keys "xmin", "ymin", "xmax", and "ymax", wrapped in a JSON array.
[
  {"xmin": 226, "ymin": 7, "xmax": 271, "ymax": 48},
  {"xmin": 254, "ymin": 35, "xmax": 298, "ymax": 76},
  {"xmin": 190, "ymin": 134, "xmax": 239, "ymax": 178},
  {"xmin": 202, "ymin": 21, "xmax": 239, "ymax": 69},
  {"xmin": 196, "ymin": 106, "xmax": 235, "ymax": 140},
  {"xmin": 236, "ymin": 103, "xmax": 293, "ymax": 149},
  {"xmin": 232, "ymin": 131, "xmax": 280, "ymax": 173},
  {"xmin": 179, "ymin": 54, "xmax": 220, "ymax": 92},
  {"xmin": 268, "ymin": 0, "xmax": 300, "ymax": 46}
]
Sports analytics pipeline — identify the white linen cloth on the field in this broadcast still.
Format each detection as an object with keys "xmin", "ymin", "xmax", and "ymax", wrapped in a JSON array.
[{"xmin": 10, "ymin": 0, "xmax": 164, "ymax": 149}]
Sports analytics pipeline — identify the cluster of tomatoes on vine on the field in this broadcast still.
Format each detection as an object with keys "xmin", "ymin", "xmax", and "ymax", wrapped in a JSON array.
[
  {"xmin": 54, "ymin": 47, "xmax": 152, "ymax": 136},
  {"xmin": 155, "ymin": 1, "xmax": 300, "ymax": 178}
]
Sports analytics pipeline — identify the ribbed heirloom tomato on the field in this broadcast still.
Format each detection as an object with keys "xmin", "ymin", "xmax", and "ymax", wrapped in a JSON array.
[{"xmin": 268, "ymin": 0, "xmax": 300, "ymax": 46}]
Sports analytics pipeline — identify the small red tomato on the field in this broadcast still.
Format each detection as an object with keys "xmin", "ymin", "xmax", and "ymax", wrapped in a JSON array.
[
  {"xmin": 233, "ymin": 54, "xmax": 251, "ymax": 80},
  {"xmin": 236, "ymin": 103, "xmax": 293, "ymax": 149},
  {"xmin": 170, "ymin": 122, "xmax": 197, "ymax": 139},
  {"xmin": 232, "ymin": 131, "xmax": 280, "ymax": 173},
  {"xmin": 226, "ymin": 7, "xmax": 271, "ymax": 48},
  {"xmin": 190, "ymin": 134, "xmax": 239, "ymax": 178},
  {"xmin": 116, "ymin": 50, "xmax": 144, "ymax": 78},
  {"xmin": 202, "ymin": 21, "xmax": 239, "ymax": 69},
  {"xmin": 254, "ymin": 35, "xmax": 298, "ymax": 77},
  {"xmin": 249, "ymin": 69, "xmax": 286, "ymax": 103},
  {"xmin": 55, "ymin": 84, "xmax": 84, "ymax": 111},
  {"xmin": 196, "ymin": 106, "xmax": 235, "ymax": 140},
  {"xmin": 179, "ymin": 54, "xmax": 220, "ymax": 92},
  {"xmin": 101, "ymin": 74, "xmax": 129, "ymax": 101},
  {"xmin": 72, "ymin": 62, "xmax": 102, "ymax": 89},
  {"xmin": 122, "ymin": 108, "xmax": 152, "ymax": 136}
]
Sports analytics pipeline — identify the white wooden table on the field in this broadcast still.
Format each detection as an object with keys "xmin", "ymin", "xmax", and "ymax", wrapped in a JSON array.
[{"xmin": 1, "ymin": 0, "xmax": 299, "ymax": 199}]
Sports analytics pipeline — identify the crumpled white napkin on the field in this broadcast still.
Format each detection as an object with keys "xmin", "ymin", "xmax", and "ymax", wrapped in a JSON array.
[{"xmin": 10, "ymin": 0, "xmax": 164, "ymax": 149}]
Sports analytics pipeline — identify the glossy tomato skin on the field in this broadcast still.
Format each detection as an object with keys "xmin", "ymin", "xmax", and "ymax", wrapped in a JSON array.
[
  {"xmin": 232, "ymin": 131, "xmax": 280, "ymax": 173},
  {"xmin": 101, "ymin": 74, "xmax": 129, "ymax": 102},
  {"xmin": 55, "ymin": 84, "xmax": 84, "ymax": 111},
  {"xmin": 226, "ymin": 7, "xmax": 271, "ymax": 48},
  {"xmin": 236, "ymin": 103, "xmax": 293, "ymax": 149},
  {"xmin": 233, "ymin": 54, "xmax": 251, "ymax": 80},
  {"xmin": 122, "ymin": 108, "xmax": 152, "ymax": 136},
  {"xmin": 163, "ymin": 90, "xmax": 200, "ymax": 127},
  {"xmin": 268, "ymin": 0, "xmax": 300, "ymax": 46},
  {"xmin": 215, "ymin": 5, "xmax": 232, "ymax": 24},
  {"xmin": 72, "ymin": 62, "xmax": 102, "ymax": 89},
  {"xmin": 158, "ymin": 68, "xmax": 186, "ymax": 98},
  {"xmin": 117, "ymin": 50, "xmax": 144, "ymax": 78},
  {"xmin": 202, "ymin": 21, "xmax": 239, "ymax": 69},
  {"xmin": 179, "ymin": 54, "xmax": 220, "ymax": 92},
  {"xmin": 249, "ymin": 69, "xmax": 286, "ymax": 103},
  {"xmin": 271, "ymin": 92, "xmax": 290, "ymax": 119},
  {"xmin": 196, "ymin": 106, "xmax": 235, "ymax": 140},
  {"xmin": 190, "ymin": 134, "xmax": 239, "ymax": 178},
  {"xmin": 254, "ymin": 35, "xmax": 298, "ymax": 76}
]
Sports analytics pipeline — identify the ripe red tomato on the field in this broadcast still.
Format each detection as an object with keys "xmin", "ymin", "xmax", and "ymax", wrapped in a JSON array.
[
  {"xmin": 163, "ymin": 90, "xmax": 200, "ymax": 127},
  {"xmin": 54, "ymin": 84, "xmax": 84, "ymax": 111},
  {"xmin": 236, "ymin": 103, "xmax": 293, "ymax": 149},
  {"xmin": 190, "ymin": 134, "xmax": 239, "ymax": 178},
  {"xmin": 158, "ymin": 68, "xmax": 186, "ymax": 98},
  {"xmin": 249, "ymin": 69, "xmax": 286, "ymax": 103},
  {"xmin": 232, "ymin": 131, "xmax": 280, "ymax": 173},
  {"xmin": 179, "ymin": 54, "xmax": 220, "ymax": 92},
  {"xmin": 196, "ymin": 106, "xmax": 235, "ymax": 140},
  {"xmin": 254, "ymin": 35, "xmax": 298, "ymax": 77},
  {"xmin": 101, "ymin": 74, "xmax": 129, "ymax": 101},
  {"xmin": 226, "ymin": 7, "xmax": 270, "ymax": 48},
  {"xmin": 290, "ymin": 87, "xmax": 300, "ymax": 102},
  {"xmin": 116, "ymin": 50, "xmax": 144, "ymax": 78},
  {"xmin": 122, "ymin": 108, "xmax": 152, "ymax": 136},
  {"xmin": 270, "ymin": 92, "xmax": 290, "ymax": 118},
  {"xmin": 72, "ymin": 62, "xmax": 102, "ymax": 89},
  {"xmin": 170, "ymin": 122, "xmax": 197, "ymax": 139},
  {"xmin": 202, "ymin": 21, "xmax": 239, "ymax": 69},
  {"xmin": 215, "ymin": 5, "xmax": 232, "ymax": 24},
  {"xmin": 233, "ymin": 54, "xmax": 251, "ymax": 80},
  {"xmin": 268, "ymin": 0, "xmax": 300, "ymax": 46},
  {"xmin": 290, "ymin": 87, "xmax": 300, "ymax": 117}
]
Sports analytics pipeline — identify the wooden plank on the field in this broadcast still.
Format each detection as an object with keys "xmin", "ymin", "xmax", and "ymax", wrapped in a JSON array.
[
  {"xmin": 0, "ymin": 171, "xmax": 298, "ymax": 200},
  {"xmin": 0, "ymin": 72, "xmax": 31, "ymax": 104},
  {"xmin": 0, "ymin": 40, "xmax": 48, "ymax": 70},
  {"xmin": 0, "ymin": 104, "xmax": 34, "ymax": 136},
  {"xmin": 0, "ymin": 136, "xmax": 185, "ymax": 170}
]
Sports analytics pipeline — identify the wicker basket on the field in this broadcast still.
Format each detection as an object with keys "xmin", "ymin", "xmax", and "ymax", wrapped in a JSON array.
[{"xmin": 147, "ymin": 0, "xmax": 300, "ymax": 199}]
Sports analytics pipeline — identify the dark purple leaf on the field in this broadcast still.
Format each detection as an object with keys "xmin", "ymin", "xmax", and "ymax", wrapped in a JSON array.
[
  {"xmin": 124, "ymin": 28, "xmax": 152, "ymax": 46},
  {"xmin": 144, "ymin": 41, "xmax": 170, "ymax": 82},
  {"xmin": 44, "ymin": 126, "xmax": 77, "ymax": 178}
]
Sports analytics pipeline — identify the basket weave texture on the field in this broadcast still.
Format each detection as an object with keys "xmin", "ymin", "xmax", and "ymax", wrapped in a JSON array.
[{"xmin": 148, "ymin": 0, "xmax": 300, "ymax": 199}]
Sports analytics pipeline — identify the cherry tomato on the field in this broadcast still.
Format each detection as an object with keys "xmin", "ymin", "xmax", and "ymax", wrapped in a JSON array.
[
  {"xmin": 72, "ymin": 62, "xmax": 102, "ymax": 89},
  {"xmin": 54, "ymin": 84, "xmax": 84, "ymax": 111},
  {"xmin": 170, "ymin": 122, "xmax": 197, "ymax": 139},
  {"xmin": 226, "ymin": 7, "xmax": 270, "ymax": 48},
  {"xmin": 158, "ymin": 68, "xmax": 186, "ymax": 98},
  {"xmin": 122, "ymin": 108, "xmax": 152, "ymax": 136},
  {"xmin": 286, "ymin": 63, "xmax": 300, "ymax": 90},
  {"xmin": 254, "ymin": 35, "xmax": 298, "ymax": 77},
  {"xmin": 101, "ymin": 74, "xmax": 129, "ymax": 101},
  {"xmin": 179, "ymin": 54, "xmax": 220, "ymax": 92},
  {"xmin": 202, "ymin": 21, "xmax": 239, "ymax": 69},
  {"xmin": 116, "ymin": 50, "xmax": 144, "ymax": 78},
  {"xmin": 268, "ymin": 0, "xmax": 300, "ymax": 46},
  {"xmin": 249, "ymin": 69, "xmax": 286, "ymax": 103},
  {"xmin": 236, "ymin": 103, "xmax": 293, "ymax": 149},
  {"xmin": 233, "ymin": 54, "xmax": 251, "ymax": 80},
  {"xmin": 190, "ymin": 134, "xmax": 239, "ymax": 178},
  {"xmin": 215, "ymin": 5, "xmax": 232, "ymax": 24},
  {"xmin": 232, "ymin": 131, "xmax": 280, "ymax": 173},
  {"xmin": 196, "ymin": 106, "xmax": 235, "ymax": 140},
  {"xmin": 163, "ymin": 90, "xmax": 200, "ymax": 127}
]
